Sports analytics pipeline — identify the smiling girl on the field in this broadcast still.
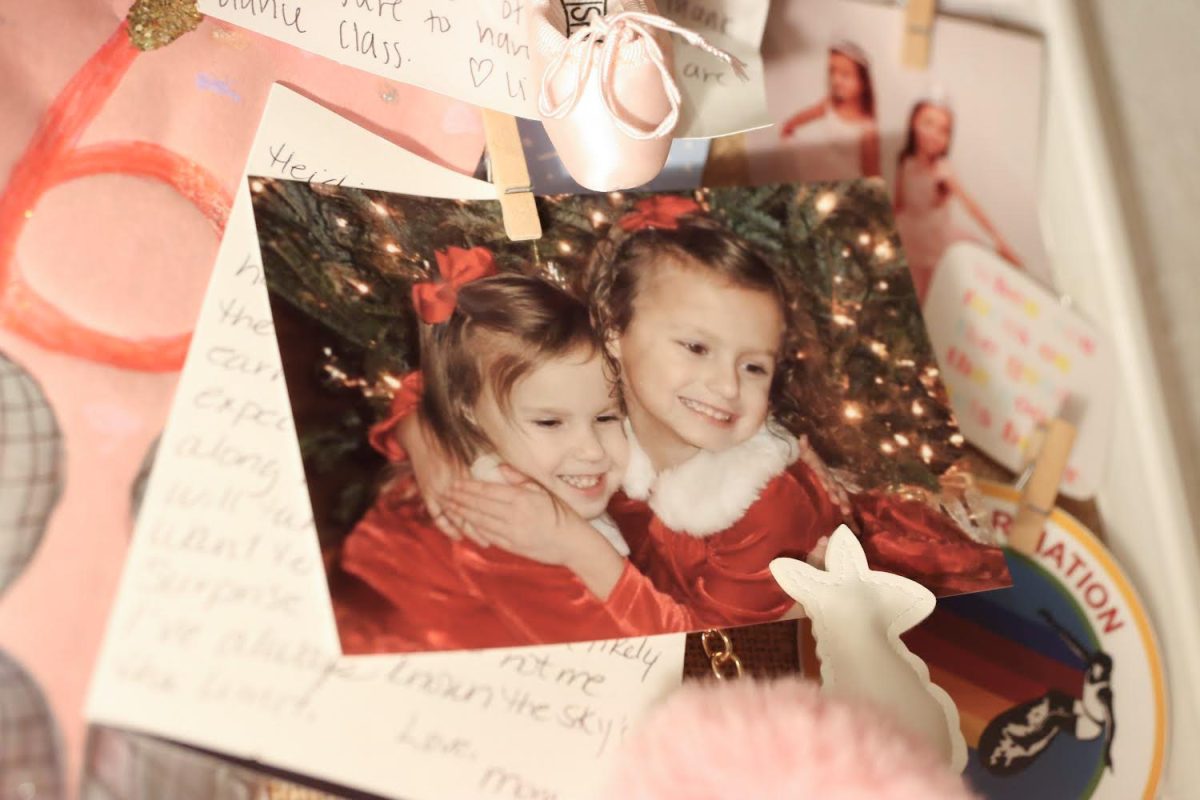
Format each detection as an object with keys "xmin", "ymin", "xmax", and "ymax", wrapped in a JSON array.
[
  {"xmin": 331, "ymin": 266, "xmax": 700, "ymax": 653},
  {"xmin": 439, "ymin": 204, "xmax": 1007, "ymax": 623},
  {"xmin": 440, "ymin": 213, "xmax": 842, "ymax": 627},
  {"xmin": 779, "ymin": 41, "xmax": 880, "ymax": 178}
]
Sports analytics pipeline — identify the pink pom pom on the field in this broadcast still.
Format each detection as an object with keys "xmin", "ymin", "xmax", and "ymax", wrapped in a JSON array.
[{"xmin": 607, "ymin": 677, "xmax": 977, "ymax": 800}]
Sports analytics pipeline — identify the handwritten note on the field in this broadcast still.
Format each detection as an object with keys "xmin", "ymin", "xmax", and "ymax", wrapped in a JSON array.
[
  {"xmin": 86, "ymin": 85, "xmax": 684, "ymax": 800},
  {"xmin": 195, "ymin": 0, "xmax": 770, "ymax": 139},
  {"xmin": 923, "ymin": 243, "xmax": 1114, "ymax": 499}
]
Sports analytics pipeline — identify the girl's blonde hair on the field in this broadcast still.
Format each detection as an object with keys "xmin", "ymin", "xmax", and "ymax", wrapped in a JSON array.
[
  {"xmin": 418, "ymin": 274, "xmax": 602, "ymax": 466},
  {"xmin": 586, "ymin": 219, "xmax": 809, "ymax": 434}
]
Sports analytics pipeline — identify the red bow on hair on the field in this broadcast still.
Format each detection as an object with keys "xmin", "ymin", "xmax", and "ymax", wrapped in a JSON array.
[
  {"xmin": 617, "ymin": 195, "xmax": 702, "ymax": 232},
  {"xmin": 412, "ymin": 246, "xmax": 497, "ymax": 324}
]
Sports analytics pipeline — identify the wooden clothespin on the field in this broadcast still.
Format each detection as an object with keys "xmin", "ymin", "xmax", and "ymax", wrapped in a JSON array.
[
  {"xmin": 901, "ymin": 0, "xmax": 937, "ymax": 69},
  {"xmin": 1006, "ymin": 406, "xmax": 1080, "ymax": 554},
  {"xmin": 480, "ymin": 109, "xmax": 542, "ymax": 242}
]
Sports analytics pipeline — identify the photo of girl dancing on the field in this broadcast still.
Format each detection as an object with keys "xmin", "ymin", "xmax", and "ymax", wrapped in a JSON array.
[
  {"xmin": 250, "ymin": 180, "xmax": 1011, "ymax": 656},
  {"xmin": 893, "ymin": 97, "xmax": 1024, "ymax": 302},
  {"xmin": 779, "ymin": 41, "xmax": 880, "ymax": 178}
]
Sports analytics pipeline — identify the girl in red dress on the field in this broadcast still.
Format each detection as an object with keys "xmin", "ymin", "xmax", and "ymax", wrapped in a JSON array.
[
  {"xmin": 438, "ymin": 205, "xmax": 1007, "ymax": 628},
  {"xmin": 332, "ymin": 266, "xmax": 703, "ymax": 654},
  {"xmin": 442, "ymin": 214, "xmax": 834, "ymax": 628}
]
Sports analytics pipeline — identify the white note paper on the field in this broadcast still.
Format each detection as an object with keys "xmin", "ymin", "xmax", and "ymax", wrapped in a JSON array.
[
  {"xmin": 86, "ymin": 85, "xmax": 684, "ymax": 800},
  {"xmin": 923, "ymin": 243, "xmax": 1114, "ymax": 499},
  {"xmin": 196, "ymin": 0, "xmax": 770, "ymax": 139}
]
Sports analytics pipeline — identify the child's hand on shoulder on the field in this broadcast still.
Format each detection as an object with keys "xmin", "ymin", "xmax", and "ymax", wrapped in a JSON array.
[
  {"xmin": 398, "ymin": 413, "xmax": 470, "ymax": 540},
  {"xmin": 443, "ymin": 471, "xmax": 594, "ymax": 567}
]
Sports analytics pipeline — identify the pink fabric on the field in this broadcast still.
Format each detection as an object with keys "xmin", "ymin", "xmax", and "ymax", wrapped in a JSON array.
[
  {"xmin": 532, "ymin": 0, "xmax": 671, "ymax": 190},
  {"xmin": 894, "ymin": 158, "xmax": 979, "ymax": 302},
  {"xmin": 609, "ymin": 460, "xmax": 835, "ymax": 628},
  {"xmin": 607, "ymin": 677, "xmax": 978, "ymax": 799},
  {"xmin": 334, "ymin": 476, "xmax": 701, "ymax": 654},
  {"xmin": 0, "ymin": 0, "xmax": 483, "ymax": 790},
  {"xmin": 538, "ymin": 9, "xmax": 745, "ymax": 141}
]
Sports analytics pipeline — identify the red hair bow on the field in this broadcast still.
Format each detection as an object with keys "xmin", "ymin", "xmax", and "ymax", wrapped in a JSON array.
[
  {"xmin": 617, "ymin": 195, "xmax": 702, "ymax": 232},
  {"xmin": 412, "ymin": 246, "xmax": 497, "ymax": 324}
]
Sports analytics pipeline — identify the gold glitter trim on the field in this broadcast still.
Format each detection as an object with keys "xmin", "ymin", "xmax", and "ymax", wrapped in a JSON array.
[{"xmin": 127, "ymin": 0, "xmax": 203, "ymax": 51}]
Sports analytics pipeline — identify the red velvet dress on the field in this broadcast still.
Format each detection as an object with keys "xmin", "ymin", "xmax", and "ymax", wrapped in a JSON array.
[
  {"xmin": 340, "ymin": 375, "xmax": 1008, "ymax": 653},
  {"xmin": 332, "ymin": 375, "xmax": 705, "ymax": 654},
  {"xmin": 332, "ymin": 479, "xmax": 707, "ymax": 653},
  {"xmin": 850, "ymin": 491, "xmax": 1010, "ymax": 595},
  {"xmin": 607, "ymin": 464, "xmax": 833, "ymax": 627},
  {"xmin": 610, "ymin": 420, "xmax": 1008, "ymax": 620}
]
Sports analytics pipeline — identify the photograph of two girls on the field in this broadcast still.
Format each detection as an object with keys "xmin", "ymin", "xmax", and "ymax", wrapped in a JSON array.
[{"xmin": 250, "ymin": 178, "xmax": 1011, "ymax": 656}]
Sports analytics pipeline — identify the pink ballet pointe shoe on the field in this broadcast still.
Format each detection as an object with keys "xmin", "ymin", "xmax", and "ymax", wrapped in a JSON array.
[{"xmin": 533, "ymin": 1, "xmax": 746, "ymax": 192}]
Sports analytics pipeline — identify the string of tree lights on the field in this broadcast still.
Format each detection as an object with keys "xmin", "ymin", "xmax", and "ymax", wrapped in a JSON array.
[{"xmin": 251, "ymin": 178, "xmax": 970, "ymax": 518}]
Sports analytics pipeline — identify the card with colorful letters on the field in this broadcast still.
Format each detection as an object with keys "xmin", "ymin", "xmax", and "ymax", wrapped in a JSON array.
[{"xmin": 923, "ymin": 243, "xmax": 1113, "ymax": 499}]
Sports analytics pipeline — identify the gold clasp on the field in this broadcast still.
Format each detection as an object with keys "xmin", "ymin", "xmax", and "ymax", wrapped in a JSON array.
[{"xmin": 700, "ymin": 629, "xmax": 744, "ymax": 680}]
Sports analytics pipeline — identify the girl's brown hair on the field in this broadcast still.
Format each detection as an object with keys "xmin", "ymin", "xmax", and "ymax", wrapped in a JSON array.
[
  {"xmin": 419, "ymin": 273, "xmax": 602, "ymax": 466},
  {"xmin": 898, "ymin": 101, "xmax": 955, "ymax": 203},
  {"xmin": 830, "ymin": 45, "xmax": 876, "ymax": 118},
  {"xmin": 586, "ymin": 218, "xmax": 809, "ymax": 434}
]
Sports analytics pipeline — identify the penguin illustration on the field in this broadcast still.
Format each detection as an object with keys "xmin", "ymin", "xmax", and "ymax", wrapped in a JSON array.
[{"xmin": 978, "ymin": 609, "xmax": 1115, "ymax": 775}]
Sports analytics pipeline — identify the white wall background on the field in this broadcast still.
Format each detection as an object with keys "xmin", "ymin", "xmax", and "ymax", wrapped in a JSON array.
[{"xmin": 746, "ymin": 0, "xmax": 1048, "ymax": 282}]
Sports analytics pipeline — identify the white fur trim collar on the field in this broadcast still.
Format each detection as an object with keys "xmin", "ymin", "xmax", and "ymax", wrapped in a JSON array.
[
  {"xmin": 470, "ymin": 455, "xmax": 630, "ymax": 556},
  {"xmin": 621, "ymin": 419, "xmax": 657, "ymax": 501},
  {"xmin": 620, "ymin": 422, "xmax": 800, "ymax": 537}
]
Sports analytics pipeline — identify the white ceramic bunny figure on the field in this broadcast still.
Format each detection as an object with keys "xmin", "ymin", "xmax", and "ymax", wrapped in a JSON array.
[{"xmin": 770, "ymin": 525, "xmax": 967, "ymax": 771}]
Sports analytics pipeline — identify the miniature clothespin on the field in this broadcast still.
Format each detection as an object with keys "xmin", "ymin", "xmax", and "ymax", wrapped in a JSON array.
[
  {"xmin": 901, "ymin": 0, "xmax": 937, "ymax": 69},
  {"xmin": 1006, "ymin": 399, "xmax": 1081, "ymax": 554},
  {"xmin": 481, "ymin": 109, "xmax": 542, "ymax": 241}
]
